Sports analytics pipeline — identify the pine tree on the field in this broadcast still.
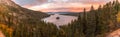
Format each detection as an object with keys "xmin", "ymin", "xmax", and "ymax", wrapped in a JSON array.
[
  {"xmin": 114, "ymin": 0, "xmax": 120, "ymax": 13},
  {"xmin": 82, "ymin": 8, "xmax": 87, "ymax": 35},
  {"xmin": 84, "ymin": 5, "xmax": 96, "ymax": 37}
]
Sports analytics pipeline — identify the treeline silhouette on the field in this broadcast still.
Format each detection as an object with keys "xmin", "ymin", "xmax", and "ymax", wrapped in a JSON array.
[
  {"xmin": 59, "ymin": 0, "xmax": 120, "ymax": 37},
  {"xmin": 0, "ymin": 0, "xmax": 120, "ymax": 37}
]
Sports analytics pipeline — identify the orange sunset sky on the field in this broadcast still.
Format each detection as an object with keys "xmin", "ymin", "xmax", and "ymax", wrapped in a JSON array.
[{"xmin": 12, "ymin": 0, "xmax": 120, "ymax": 12}]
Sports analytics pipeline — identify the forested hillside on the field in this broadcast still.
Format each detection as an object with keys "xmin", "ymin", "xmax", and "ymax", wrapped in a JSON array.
[
  {"xmin": 59, "ymin": 0, "xmax": 120, "ymax": 37},
  {"xmin": 0, "ymin": 0, "xmax": 56, "ymax": 37},
  {"xmin": 0, "ymin": 0, "xmax": 120, "ymax": 37}
]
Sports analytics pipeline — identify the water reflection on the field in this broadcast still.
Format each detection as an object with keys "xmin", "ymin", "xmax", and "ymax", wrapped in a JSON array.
[{"xmin": 42, "ymin": 14, "xmax": 78, "ymax": 28}]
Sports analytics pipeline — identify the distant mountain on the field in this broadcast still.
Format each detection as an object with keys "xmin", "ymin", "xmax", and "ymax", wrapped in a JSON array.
[
  {"xmin": 0, "ymin": 0, "xmax": 49, "ymax": 24},
  {"xmin": 46, "ymin": 12, "xmax": 81, "ymax": 16}
]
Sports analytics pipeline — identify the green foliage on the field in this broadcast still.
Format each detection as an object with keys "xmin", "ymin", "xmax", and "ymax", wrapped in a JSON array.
[
  {"xmin": 12, "ymin": 21, "xmax": 58, "ymax": 37},
  {"xmin": 0, "ymin": 0, "xmax": 120, "ymax": 37},
  {"xmin": 58, "ymin": 0, "xmax": 120, "ymax": 37}
]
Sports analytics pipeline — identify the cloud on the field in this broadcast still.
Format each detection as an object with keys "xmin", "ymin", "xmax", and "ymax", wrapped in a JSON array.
[
  {"xmin": 13, "ymin": 0, "xmax": 112, "ymax": 6},
  {"xmin": 12, "ymin": 0, "xmax": 47, "ymax": 6},
  {"xmin": 13, "ymin": 0, "xmax": 116, "ymax": 12},
  {"xmin": 28, "ymin": 2, "xmax": 100, "ymax": 12},
  {"xmin": 39, "ymin": 7, "xmax": 90, "ymax": 12}
]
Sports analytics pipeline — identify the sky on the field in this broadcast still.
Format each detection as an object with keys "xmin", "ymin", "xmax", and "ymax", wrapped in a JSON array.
[{"xmin": 12, "ymin": 0, "xmax": 119, "ymax": 12}]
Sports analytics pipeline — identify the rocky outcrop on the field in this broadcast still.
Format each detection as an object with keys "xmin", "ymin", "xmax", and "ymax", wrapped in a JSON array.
[
  {"xmin": 107, "ymin": 29, "xmax": 120, "ymax": 37},
  {"xmin": 0, "ymin": 0, "xmax": 20, "ymax": 8},
  {"xmin": 0, "ymin": 31, "xmax": 5, "ymax": 37}
]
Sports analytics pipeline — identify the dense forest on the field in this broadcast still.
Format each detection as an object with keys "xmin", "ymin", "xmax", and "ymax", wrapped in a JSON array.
[
  {"xmin": 0, "ymin": 0, "xmax": 120, "ymax": 37},
  {"xmin": 58, "ymin": 0, "xmax": 120, "ymax": 37}
]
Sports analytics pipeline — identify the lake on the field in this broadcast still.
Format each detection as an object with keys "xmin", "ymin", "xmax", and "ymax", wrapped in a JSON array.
[{"xmin": 42, "ymin": 14, "xmax": 78, "ymax": 27}]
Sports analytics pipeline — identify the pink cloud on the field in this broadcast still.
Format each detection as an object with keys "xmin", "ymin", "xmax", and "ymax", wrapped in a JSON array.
[
  {"xmin": 27, "ymin": 2, "xmax": 100, "ymax": 12},
  {"xmin": 22, "ymin": 0, "xmax": 118, "ymax": 12}
]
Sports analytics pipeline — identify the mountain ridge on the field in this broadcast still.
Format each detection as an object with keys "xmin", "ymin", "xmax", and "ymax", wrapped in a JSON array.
[{"xmin": 0, "ymin": 0, "xmax": 49, "ymax": 24}]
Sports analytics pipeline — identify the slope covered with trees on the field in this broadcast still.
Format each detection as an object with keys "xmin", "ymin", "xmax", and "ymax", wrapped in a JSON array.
[
  {"xmin": 0, "ymin": 0, "xmax": 57, "ymax": 37},
  {"xmin": 0, "ymin": 0, "xmax": 120, "ymax": 37},
  {"xmin": 58, "ymin": 0, "xmax": 120, "ymax": 37}
]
